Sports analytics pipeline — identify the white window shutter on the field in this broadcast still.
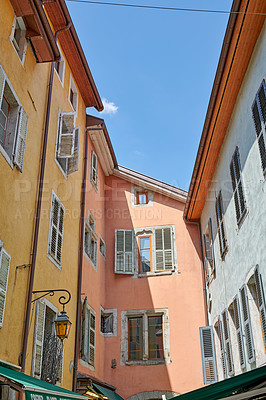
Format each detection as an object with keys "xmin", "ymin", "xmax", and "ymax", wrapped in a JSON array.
[
  {"xmin": 115, "ymin": 230, "xmax": 133, "ymax": 274},
  {"xmin": 14, "ymin": 107, "xmax": 28, "ymax": 171},
  {"xmin": 48, "ymin": 194, "xmax": 64, "ymax": 265},
  {"xmin": 199, "ymin": 326, "xmax": 217, "ymax": 384},
  {"xmin": 32, "ymin": 300, "xmax": 46, "ymax": 377},
  {"xmin": 232, "ymin": 296, "xmax": 245, "ymax": 369},
  {"xmin": 221, "ymin": 309, "xmax": 234, "ymax": 376},
  {"xmin": 240, "ymin": 284, "xmax": 255, "ymax": 363},
  {"xmin": 0, "ymin": 66, "xmax": 5, "ymax": 107},
  {"xmin": 89, "ymin": 313, "xmax": 95, "ymax": 366},
  {"xmin": 67, "ymin": 127, "xmax": 80, "ymax": 174},
  {"xmin": 208, "ymin": 219, "xmax": 215, "ymax": 273},
  {"xmin": 217, "ymin": 316, "xmax": 227, "ymax": 379},
  {"xmin": 254, "ymin": 265, "xmax": 266, "ymax": 350},
  {"xmin": 252, "ymin": 80, "xmax": 266, "ymax": 173},
  {"xmin": 90, "ymin": 150, "xmax": 98, "ymax": 185},
  {"xmin": 155, "ymin": 228, "xmax": 173, "ymax": 271},
  {"xmin": 58, "ymin": 112, "xmax": 75, "ymax": 158},
  {"xmin": 0, "ymin": 247, "xmax": 11, "ymax": 328}
]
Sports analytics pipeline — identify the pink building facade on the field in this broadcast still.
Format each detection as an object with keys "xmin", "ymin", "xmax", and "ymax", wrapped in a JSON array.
[{"xmin": 77, "ymin": 116, "xmax": 207, "ymax": 399}]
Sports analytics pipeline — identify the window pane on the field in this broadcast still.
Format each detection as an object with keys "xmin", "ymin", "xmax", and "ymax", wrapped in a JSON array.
[
  {"xmin": 128, "ymin": 317, "xmax": 143, "ymax": 360},
  {"xmin": 139, "ymin": 237, "xmax": 151, "ymax": 273},
  {"xmin": 148, "ymin": 316, "xmax": 163, "ymax": 360},
  {"xmin": 140, "ymin": 237, "xmax": 150, "ymax": 249}
]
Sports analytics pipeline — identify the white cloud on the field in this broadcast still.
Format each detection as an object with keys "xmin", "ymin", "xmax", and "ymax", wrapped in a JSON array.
[
  {"xmin": 133, "ymin": 150, "xmax": 145, "ymax": 158},
  {"xmin": 101, "ymin": 98, "xmax": 118, "ymax": 115}
]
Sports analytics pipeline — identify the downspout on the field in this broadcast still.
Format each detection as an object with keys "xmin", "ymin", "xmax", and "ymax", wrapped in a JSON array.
[
  {"xmin": 72, "ymin": 127, "xmax": 89, "ymax": 392},
  {"xmin": 184, "ymin": 217, "xmax": 209, "ymax": 326},
  {"xmin": 20, "ymin": 22, "xmax": 72, "ymax": 374}
]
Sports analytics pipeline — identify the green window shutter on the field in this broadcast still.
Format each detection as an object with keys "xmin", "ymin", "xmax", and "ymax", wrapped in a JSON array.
[
  {"xmin": 199, "ymin": 326, "xmax": 217, "ymax": 384},
  {"xmin": 115, "ymin": 230, "xmax": 133, "ymax": 274},
  {"xmin": 232, "ymin": 295, "xmax": 246, "ymax": 369},
  {"xmin": 67, "ymin": 126, "xmax": 80, "ymax": 174},
  {"xmin": 240, "ymin": 284, "xmax": 255, "ymax": 363},
  {"xmin": 254, "ymin": 265, "xmax": 266, "ymax": 351},
  {"xmin": 32, "ymin": 300, "xmax": 46, "ymax": 377},
  {"xmin": 252, "ymin": 80, "xmax": 266, "ymax": 173},
  {"xmin": 48, "ymin": 194, "xmax": 65, "ymax": 265},
  {"xmin": 14, "ymin": 107, "xmax": 28, "ymax": 172},
  {"xmin": 58, "ymin": 112, "xmax": 75, "ymax": 158},
  {"xmin": 221, "ymin": 309, "xmax": 234, "ymax": 376},
  {"xmin": 155, "ymin": 228, "xmax": 173, "ymax": 271},
  {"xmin": 0, "ymin": 247, "xmax": 11, "ymax": 328}
]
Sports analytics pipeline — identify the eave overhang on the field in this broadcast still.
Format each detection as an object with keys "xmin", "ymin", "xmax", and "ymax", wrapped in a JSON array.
[
  {"xmin": 43, "ymin": 0, "xmax": 103, "ymax": 110},
  {"xmin": 10, "ymin": 0, "xmax": 60, "ymax": 62},
  {"xmin": 184, "ymin": 0, "xmax": 266, "ymax": 221},
  {"xmin": 113, "ymin": 165, "xmax": 187, "ymax": 203},
  {"xmin": 86, "ymin": 115, "xmax": 118, "ymax": 176}
]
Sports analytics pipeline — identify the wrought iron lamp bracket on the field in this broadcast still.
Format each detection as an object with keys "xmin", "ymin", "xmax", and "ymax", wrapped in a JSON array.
[{"xmin": 32, "ymin": 289, "xmax": 71, "ymax": 311}]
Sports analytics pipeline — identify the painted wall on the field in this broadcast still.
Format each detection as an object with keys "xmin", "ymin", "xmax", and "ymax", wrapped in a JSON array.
[
  {"xmin": 200, "ymin": 20, "xmax": 266, "ymax": 378},
  {"xmin": 0, "ymin": 0, "xmax": 50, "ymax": 367},
  {"xmin": 79, "ymin": 168, "xmax": 207, "ymax": 398}
]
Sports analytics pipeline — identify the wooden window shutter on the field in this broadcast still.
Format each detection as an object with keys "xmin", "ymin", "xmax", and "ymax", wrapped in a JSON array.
[
  {"xmin": 240, "ymin": 285, "xmax": 255, "ymax": 363},
  {"xmin": 115, "ymin": 230, "xmax": 133, "ymax": 274},
  {"xmin": 90, "ymin": 151, "xmax": 98, "ymax": 185},
  {"xmin": 48, "ymin": 194, "xmax": 65, "ymax": 265},
  {"xmin": 0, "ymin": 247, "xmax": 11, "ymax": 328},
  {"xmin": 254, "ymin": 265, "xmax": 266, "ymax": 350},
  {"xmin": 232, "ymin": 295, "xmax": 245, "ymax": 369},
  {"xmin": 67, "ymin": 127, "xmax": 80, "ymax": 174},
  {"xmin": 80, "ymin": 298, "xmax": 89, "ymax": 362},
  {"xmin": 221, "ymin": 309, "xmax": 234, "ymax": 376},
  {"xmin": 58, "ymin": 112, "xmax": 75, "ymax": 158},
  {"xmin": 0, "ymin": 66, "xmax": 5, "ymax": 108},
  {"xmin": 252, "ymin": 80, "xmax": 266, "ymax": 173},
  {"xmin": 199, "ymin": 326, "xmax": 217, "ymax": 384},
  {"xmin": 14, "ymin": 107, "xmax": 29, "ymax": 172},
  {"xmin": 89, "ymin": 313, "xmax": 96, "ymax": 366},
  {"xmin": 230, "ymin": 147, "xmax": 247, "ymax": 224},
  {"xmin": 216, "ymin": 317, "xmax": 227, "ymax": 379},
  {"xmin": 32, "ymin": 300, "xmax": 46, "ymax": 377},
  {"xmin": 155, "ymin": 228, "xmax": 173, "ymax": 271},
  {"xmin": 215, "ymin": 192, "xmax": 227, "ymax": 257}
]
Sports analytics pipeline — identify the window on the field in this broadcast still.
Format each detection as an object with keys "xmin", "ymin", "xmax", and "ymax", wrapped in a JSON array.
[
  {"xmin": 0, "ymin": 65, "xmax": 29, "ymax": 170},
  {"xmin": 81, "ymin": 299, "xmax": 96, "ymax": 367},
  {"xmin": 68, "ymin": 76, "xmax": 78, "ymax": 112},
  {"xmin": 131, "ymin": 186, "xmax": 153, "ymax": 208},
  {"xmin": 10, "ymin": 16, "xmax": 27, "ymax": 63},
  {"xmin": 221, "ymin": 309, "xmax": 234, "ymax": 376},
  {"xmin": 32, "ymin": 300, "xmax": 63, "ymax": 384},
  {"xmin": 121, "ymin": 309, "xmax": 170, "ymax": 365},
  {"xmin": 252, "ymin": 79, "xmax": 266, "ymax": 175},
  {"xmin": 115, "ymin": 226, "xmax": 176, "ymax": 275},
  {"xmin": 99, "ymin": 236, "xmax": 106, "ymax": 258},
  {"xmin": 138, "ymin": 236, "xmax": 152, "ymax": 273},
  {"xmin": 47, "ymin": 192, "xmax": 65, "ymax": 268},
  {"xmin": 230, "ymin": 147, "xmax": 247, "ymax": 224},
  {"xmin": 84, "ymin": 213, "xmax": 98, "ymax": 268},
  {"xmin": 0, "ymin": 244, "xmax": 11, "ymax": 328},
  {"xmin": 100, "ymin": 307, "xmax": 117, "ymax": 337},
  {"xmin": 215, "ymin": 191, "xmax": 228, "ymax": 258},
  {"xmin": 54, "ymin": 49, "xmax": 65, "ymax": 85},
  {"xmin": 90, "ymin": 150, "xmax": 98, "ymax": 188},
  {"xmin": 137, "ymin": 192, "xmax": 148, "ymax": 205},
  {"xmin": 228, "ymin": 296, "xmax": 246, "ymax": 371},
  {"xmin": 55, "ymin": 111, "xmax": 80, "ymax": 176},
  {"xmin": 239, "ymin": 284, "xmax": 255, "ymax": 363},
  {"xmin": 203, "ymin": 219, "xmax": 215, "ymax": 283},
  {"xmin": 199, "ymin": 326, "xmax": 217, "ymax": 384},
  {"xmin": 214, "ymin": 317, "xmax": 227, "ymax": 380}
]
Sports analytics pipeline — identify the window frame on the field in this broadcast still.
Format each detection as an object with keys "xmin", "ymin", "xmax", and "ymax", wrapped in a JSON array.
[
  {"xmin": 80, "ymin": 299, "xmax": 96, "ymax": 369},
  {"xmin": 138, "ymin": 235, "xmax": 152, "ymax": 273},
  {"xmin": 203, "ymin": 218, "xmax": 215, "ymax": 284},
  {"xmin": 84, "ymin": 213, "xmax": 98, "ymax": 270},
  {"xmin": 0, "ymin": 244, "xmax": 11, "ymax": 329},
  {"xmin": 230, "ymin": 146, "xmax": 247, "ymax": 225},
  {"xmin": 131, "ymin": 186, "xmax": 153, "ymax": 208},
  {"xmin": 47, "ymin": 191, "xmax": 65, "ymax": 269},
  {"xmin": 215, "ymin": 191, "xmax": 228, "ymax": 259},
  {"xmin": 99, "ymin": 235, "xmax": 106, "ymax": 259},
  {"xmin": 10, "ymin": 16, "xmax": 27, "ymax": 65},
  {"xmin": 54, "ymin": 47, "xmax": 65, "ymax": 86},
  {"xmin": 252, "ymin": 79, "xmax": 266, "ymax": 176},
  {"xmin": 68, "ymin": 75, "xmax": 78, "ymax": 112},
  {"xmin": 90, "ymin": 149, "xmax": 98, "ymax": 189},
  {"xmin": 136, "ymin": 191, "xmax": 148, "ymax": 205},
  {"xmin": 100, "ymin": 307, "xmax": 117, "ymax": 337},
  {"xmin": 120, "ymin": 308, "xmax": 170, "ymax": 366}
]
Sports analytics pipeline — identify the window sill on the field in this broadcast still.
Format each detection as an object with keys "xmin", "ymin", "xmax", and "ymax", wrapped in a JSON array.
[
  {"xmin": 125, "ymin": 359, "xmax": 166, "ymax": 366},
  {"xmin": 138, "ymin": 269, "xmax": 176, "ymax": 278},
  {"xmin": 100, "ymin": 331, "xmax": 116, "ymax": 337},
  {"xmin": 236, "ymin": 208, "xmax": 248, "ymax": 230},
  {"xmin": 47, "ymin": 253, "xmax": 62, "ymax": 270},
  {"xmin": 55, "ymin": 158, "xmax": 68, "ymax": 180},
  {"xmin": 0, "ymin": 146, "xmax": 14, "ymax": 170},
  {"xmin": 90, "ymin": 178, "xmax": 98, "ymax": 193},
  {"xmin": 79, "ymin": 358, "xmax": 95, "ymax": 371}
]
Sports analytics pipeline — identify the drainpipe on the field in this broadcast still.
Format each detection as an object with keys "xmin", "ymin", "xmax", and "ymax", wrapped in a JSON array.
[
  {"xmin": 183, "ymin": 217, "xmax": 209, "ymax": 326},
  {"xmin": 20, "ymin": 22, "xmax": 72, "ymax": 375},
  {"xmin": 72, "ymin": 127, "xmax": 89, "ymax": 392}
]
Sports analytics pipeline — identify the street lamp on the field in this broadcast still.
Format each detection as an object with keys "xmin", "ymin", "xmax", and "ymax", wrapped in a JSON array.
[{"xmin": 32, "ymin": 289, "xmax": 72, "ymax": 340}]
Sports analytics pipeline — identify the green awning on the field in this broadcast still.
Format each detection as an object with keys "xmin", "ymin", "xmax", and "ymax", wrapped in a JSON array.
[
  {"xmin": 168, "ymin": 365, "xmax": 266, "ymax": 400},
  {"xmin": 0, "ymin": 365, "xmax": 86, "ymax": 400},
  {"xmin": 93, "ymin": 384, "xmax": 124, "ymax": 400}
]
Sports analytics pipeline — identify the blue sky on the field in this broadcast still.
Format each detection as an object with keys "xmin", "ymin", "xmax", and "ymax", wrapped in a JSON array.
[{"xmin": 66, "ymin": 0, "xmax": 233, "ymax": 191}]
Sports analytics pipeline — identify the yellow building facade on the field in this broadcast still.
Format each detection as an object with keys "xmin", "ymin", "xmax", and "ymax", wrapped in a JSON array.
[{"xmin": 0, "ymin": 0, "xmax": 102, "ymax": 394}]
